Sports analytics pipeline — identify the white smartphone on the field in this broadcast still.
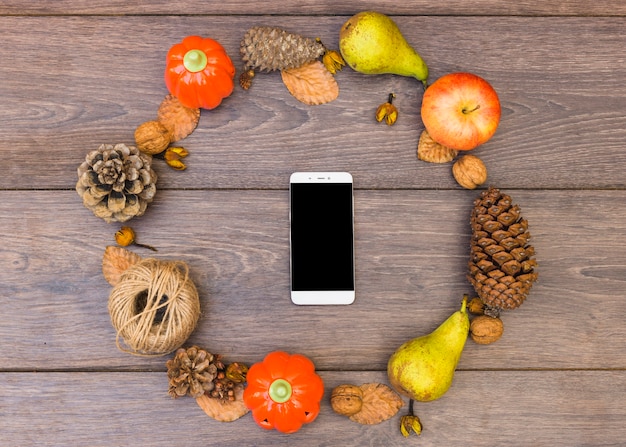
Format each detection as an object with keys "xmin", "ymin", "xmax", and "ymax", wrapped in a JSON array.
[{"xmin": 289, "ymin": 172, "xmax": 355, "ymax": 305}]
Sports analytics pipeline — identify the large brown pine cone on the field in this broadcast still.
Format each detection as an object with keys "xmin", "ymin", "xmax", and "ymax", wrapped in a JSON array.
[
  {"xmin": 76, "ymin": 143, "xmax": 157, "ymax": 223},
  {"xmin": 467, "ymin": 187, "xmax": 538, "ymax": 312},
  {"xmin": 240, "ymin": 26, "xmax": 325, "ymax": 72}
]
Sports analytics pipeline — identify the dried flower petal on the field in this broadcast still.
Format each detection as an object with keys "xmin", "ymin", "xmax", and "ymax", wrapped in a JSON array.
[
  {"xmin": 115, "ymin": 226, "xmax": 157, "ymax": 251},
  {"xmin": 322, "ymin": 49, "xmax": 345, "ymax": 74},
  {"xmin": 166, "ymin": 159, "xmax": 187, "ymax": 171},
  {"xmin": 375, "ymin": 93, "xmax": 398, "ymax": 126},
  {"xmin": 400, "ymin": 414, "xmax": 422, "ymax": 437},
  {"xmin": 163, "ymin": 147, "xmax": 189, "ymax": 171},
  {"xmin": 400, "ymin": 399, "xmax": 422, "ymax": 437},
  {"xmin": 225, "ymin": 362, "xmax": 249, "ymax": 383}
]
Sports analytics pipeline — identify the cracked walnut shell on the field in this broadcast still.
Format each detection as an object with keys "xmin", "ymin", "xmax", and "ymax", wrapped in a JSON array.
[
  {"xmin": 134, "ymin": 120, "xmax": 172, "ymax": 155},
  {"xmin": 331, "ymin": 383, "xmax": 403, "ymax": 425},
  {"xmin": 452, "ymin": 154, "xmax": 488, "ymax": 189},
  {"xmin": 331, "ymin": 384, "xmax": 363, "ymax": 416},
  {"xmin": 470, "ymin": 315, "xmax": 504, "ymax": 344}
]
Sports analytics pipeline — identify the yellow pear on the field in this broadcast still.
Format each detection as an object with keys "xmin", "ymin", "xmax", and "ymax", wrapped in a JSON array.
[
  {"xmin": 387, "ymin": 296, "xmax": 469, "ymax": 401},
  {"xmin": 339, "ymin": 11, "xmax": 429, "ymax": 86}
]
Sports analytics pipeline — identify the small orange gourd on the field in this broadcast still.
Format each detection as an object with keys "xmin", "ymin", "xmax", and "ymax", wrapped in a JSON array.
[
  {"xmin": 243, "ymin": 351, "xmax": 324, "ymax": 434},
  {"xmin": 164, "ymin": 35, "xmax": 235, "ymax": 110}
]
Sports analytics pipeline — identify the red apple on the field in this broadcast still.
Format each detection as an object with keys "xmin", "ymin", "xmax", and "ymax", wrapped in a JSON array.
[{"xmin": 421, "ymin": 72, "xmax": 501, "ymax": 151}]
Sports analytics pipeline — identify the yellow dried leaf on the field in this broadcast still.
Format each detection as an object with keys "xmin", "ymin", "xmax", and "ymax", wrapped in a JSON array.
[
  {"xmin": 281, "ymin": 61, "xmax": 339, "ymax": 105},
  {"xmin": 349, "ymin": 383, "xmax": 404, "ymax": 425},
  {"xmin": 102, "ymin": 246, "xmax": 141, "ymax": 286},
  {"xmin": 157, "ymin": 94, "xmax": 200, "ymax": 142},
  {"xmin": 196, "ymin": 387, "xmax": 249, "ymax": 422}
]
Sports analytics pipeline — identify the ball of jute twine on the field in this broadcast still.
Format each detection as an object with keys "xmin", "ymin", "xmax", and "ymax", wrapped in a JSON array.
[{"xmin": 108, "ymin": 258, "xmax": 201, "ymax": 356}]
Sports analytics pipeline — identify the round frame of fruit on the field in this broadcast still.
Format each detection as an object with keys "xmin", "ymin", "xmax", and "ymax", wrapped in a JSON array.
[{"xmin": 78, "ymin": 11, "xmax": 538, "ymax": 438}]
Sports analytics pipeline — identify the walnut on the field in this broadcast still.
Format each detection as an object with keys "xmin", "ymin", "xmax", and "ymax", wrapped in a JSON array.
[
  {"xmin": 331, "ymin": 383, "xmax": 403, "ymax": 424},
  {"xmin": 417, "ymin": 129, "xmax": 457, "ymax": 163},
  {"xmin": 330, "ymin": 384, "xmax": 363, "ymax": 416},
  {"xmin": 452, "ymin": 154, "xmax": 488, "ymax": 189},
  {"xmin": 470, "ymin": 315, "xmax": 504, "ymax": 344},
  {"xmin": 134, "ymin": 120, "xmax": 172, "ymax": 155}
]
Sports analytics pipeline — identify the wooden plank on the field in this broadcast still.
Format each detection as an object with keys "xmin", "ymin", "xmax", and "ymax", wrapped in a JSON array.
[
  {"xmin": 1, "ymin": 16, "xmax": 625, "ymax": 190},
  {"xmin": 2, "ymin": 189, "xmax": 625, "ymax": 371},
  {"xmin": 1, "ymin": 370, "xmax": 625, "ymax": 446},
  {"xmin": 1, "ymin": 0, "xmax": 625, "ymax": 16}
]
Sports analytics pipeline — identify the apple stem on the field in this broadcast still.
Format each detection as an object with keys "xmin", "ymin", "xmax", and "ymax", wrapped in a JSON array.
[{"xmin": 462, "ymin": 105, "xmax": 481, "ymax": 114}]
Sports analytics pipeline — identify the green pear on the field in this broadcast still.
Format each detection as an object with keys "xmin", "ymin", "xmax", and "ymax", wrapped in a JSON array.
[
  {"xmin": 387, "ymin": 296, "xmax": 469, "ymax": 402},
  {"xmin": 339, "ymin": 11, "xmax": 429, "ymax": 86}
]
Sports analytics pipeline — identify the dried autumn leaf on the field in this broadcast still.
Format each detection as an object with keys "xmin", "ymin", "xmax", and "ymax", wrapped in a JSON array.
[
  {"xmin": 349, "ymin": 383, "xmax": 404, "ymax": 425},
  {"xmin": 157, "ymin": 94, "xmax": 201, "ymax": 142},
  {"xmin": 417, "ymin": 129, "xmax": 458, "ymax": 163},
  {"xmin": 281, "ymin": 61, "xmax": 339, "ymax": 105},
  {"xmin": 196, "ymin": 387, "xmax": 249, "ymax": 422},
  {"xmin": 102, "ymin": 245, "xmax": 141, "ymax": 286}
]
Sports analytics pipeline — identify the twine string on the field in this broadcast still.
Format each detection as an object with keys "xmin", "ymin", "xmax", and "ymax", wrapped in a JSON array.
[{"xmin": 108, "ymin": 258, "xmax": 201, "ymax": 357}]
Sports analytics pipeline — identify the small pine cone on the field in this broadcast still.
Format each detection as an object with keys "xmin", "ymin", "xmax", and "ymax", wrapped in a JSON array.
[
  {"xmin": 467, "ymin": 187, "xmax": 538, "ymax": 311},
  {"xmin": 76, "ymin": 143, "xmax": 157, "ymax": 223},
  {"xmin": 166, "ymin": 346, "xmax": 221, "ymax": 398},
  {"xmin": 240, "ymin": 26, "xmax": 325, "ymax": 73}
]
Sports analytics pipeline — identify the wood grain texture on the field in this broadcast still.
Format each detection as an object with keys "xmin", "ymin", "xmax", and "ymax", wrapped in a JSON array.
[
  {"xmin": 2, "ymin": 3, "xmax": 625, "ymax": 445},
  {"xmin": 1, "ymin": 370, "xmax": 625, "ymax": 446},
  {"xmin": 0, "ymin": 16, "xmax": 625, "ymax": 189},
  {"xmin": 2, "ymin": 189, "xmax": 625, "ymax": 371},
  {"xmin": 1, "ymin": 0, "xmax": 625, "ymax": 16}
]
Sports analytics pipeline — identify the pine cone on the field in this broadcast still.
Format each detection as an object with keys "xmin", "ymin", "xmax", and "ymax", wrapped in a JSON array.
[
  {"xmin": 166, "ymin": 346, "xmax": 221, "ymax": 398},
  {"xmin": 76, "ymin": 143, "xmax": 157, "ymax": 223},
  {"xmin": 467, "ymin": 187, "xmax": 538, "ymax": 312},
  {"xmin": 240, "ymin": 26, "xmax": 325, "ymax": 73}
]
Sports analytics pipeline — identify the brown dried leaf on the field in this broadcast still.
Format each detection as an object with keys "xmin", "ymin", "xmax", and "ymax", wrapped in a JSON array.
[
  {"xmin": 157, "ymin": 94, "xmax": 201, "ymax": 142},
  {"xmin": 281, "ymin": 61, "xmax": 339, "ymax": 105},
  {"xmin": 102, "ymin": 246, "xmax": 141, "ymax": 286},
  {"xmin": 196, "ymin": 387, "xmax": 249, "ymax": 422},
  {"xmin": 417, "ymin": 129, "xmax": 458, "ymax": 163},
  {"xmin": 349, "ymin": 383, "xmax": 404, "ymax": 425}
]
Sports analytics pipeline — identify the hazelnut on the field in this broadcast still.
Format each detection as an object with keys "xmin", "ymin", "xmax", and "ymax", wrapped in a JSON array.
[
  {"xmin": 417, "ymin": 129, "xmax": 457, "ymax": 163},
  {"xmin": 452, "ymin": 154, "xmax": 488, "ymax": 189},
  {"xmin": 470, "ymin": 315, "xmax": 504, "ymax": 344},
  {"xmin": 134, "ymin": 120, "xmax": 172, "ymax": 155},
  {"xmin": 330, "ymin": 384, "xmax": 363, "ymax": 416}
]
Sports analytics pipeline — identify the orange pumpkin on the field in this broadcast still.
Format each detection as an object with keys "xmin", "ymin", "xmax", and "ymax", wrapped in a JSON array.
[
  {"xmin": 243, "ymin": 351, "xmax": 324, "ymax": 434},
  {"xmin": 164, "ymin": 35, "xmax": 235, "ymax": 110}
]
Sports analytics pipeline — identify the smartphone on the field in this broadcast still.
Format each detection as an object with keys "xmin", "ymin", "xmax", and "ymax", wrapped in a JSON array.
[{"xmin": 289, "ymin": 172, "xmax": 355, "ymax": 305}]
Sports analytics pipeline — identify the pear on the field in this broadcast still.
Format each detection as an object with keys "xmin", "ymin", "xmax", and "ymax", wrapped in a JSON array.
[
  {"xmin": 339, "ymin": 11, "xmax": 429, "ymax": 86},
  {"xmin": 387, "ymin": 296, "xmax": 469, "ymax": 402}
]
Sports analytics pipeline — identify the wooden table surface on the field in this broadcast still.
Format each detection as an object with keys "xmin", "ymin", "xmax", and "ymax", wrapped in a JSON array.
[{"xmin": 1, "ymin": 1, "xmax": 625, "ymax": 446}]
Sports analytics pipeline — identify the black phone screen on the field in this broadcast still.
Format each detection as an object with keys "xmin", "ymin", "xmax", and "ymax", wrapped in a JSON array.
[{"xmin": 290, "ymin": 182, "xmax": 354, "ymax": 291}]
